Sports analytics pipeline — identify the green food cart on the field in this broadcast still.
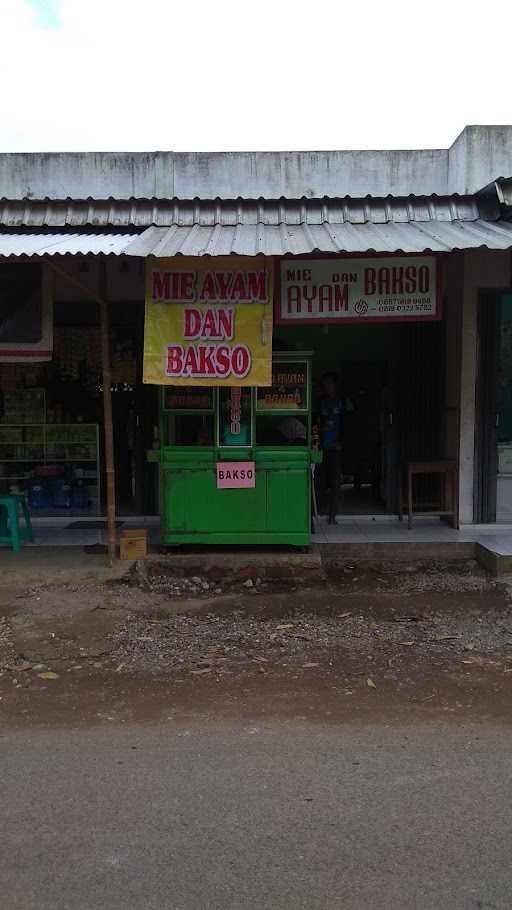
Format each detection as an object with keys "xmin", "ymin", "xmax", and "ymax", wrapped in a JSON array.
[{"xmin": 148, "ymin": 352, "xmax": 321, "ymax": 546}]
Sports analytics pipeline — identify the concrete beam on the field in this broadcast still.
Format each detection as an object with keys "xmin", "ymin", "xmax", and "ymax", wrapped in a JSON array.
[
  {"xmin": 0, "ymin": 126, "xmax": 509, "ymax": 201},
  {"xmin": 448, "ymin": 125, "xmax": 512, "ymax": 194},
  {"xmin": 0, "ymin": 152, "xmax": 175, "ymax": 200}
]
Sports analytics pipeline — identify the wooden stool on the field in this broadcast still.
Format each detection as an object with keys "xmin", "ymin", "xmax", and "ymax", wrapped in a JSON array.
[
  {"xmin": 0, "ymin": 494, "xmax": 34, "ymax": 552},
  {"xmin": 398, "ymin": 461, "xmax": 458, "ymax": 530}
]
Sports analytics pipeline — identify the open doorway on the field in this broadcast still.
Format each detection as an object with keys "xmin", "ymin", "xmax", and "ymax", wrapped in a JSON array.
[{"xmin": 274, "ymin": 320, "xmax": 446, "ymax": 517}]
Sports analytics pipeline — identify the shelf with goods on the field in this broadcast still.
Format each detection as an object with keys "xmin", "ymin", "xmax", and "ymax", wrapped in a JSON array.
[
  {"xmin": 0, "ymin": 423, "xmax": 101, "ymax": 515},
  {"xmin": 0, "ymin": 388, "xmax": 46, "ymax": 425},
  {"xmin": 45, "ymin": 423, "xmax": 98, "ymax": 463}
]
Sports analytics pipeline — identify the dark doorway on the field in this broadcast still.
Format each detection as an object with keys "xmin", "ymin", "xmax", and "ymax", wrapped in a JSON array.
[
  {"xmin": 339, "ymin": 321, "xmax": 445, "ymax": 514},
  {"xmin": 340, "ymin": 361, "xmax": 385, "ymax": 513},
  {"xmin": 475, "ymin": 292, "xmax": 512, "ymax": 523},
  {"xmin": 276, "ymin": 319, "xmax": 446, "ymax": 517}
]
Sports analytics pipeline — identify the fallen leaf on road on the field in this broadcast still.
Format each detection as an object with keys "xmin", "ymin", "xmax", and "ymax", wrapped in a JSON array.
[
  {"xmin": 14, "ymin": 660, "xmax": 32, "ymax": 671},
  {"xmin": 252, "ymin": 656, "xmax": 269, "ymax": 663},
  {"xmin": 399, "ymin": 641, "xmax": 415, "ymax": 646},
  {"xmin": 37, "ymin": 671, "xmax": 59, "ymax": 680},
  {"xmin": 367, "ymin": 678, "xmax": 377, "ymax": 689},
  {"xmin": 302, "ymin": 662, "xmax": 319, "ymax": 669},
  {"xmin": 276, "ymin": 623, "xmax": 294, "ymax": 630},
  {"xmin": 433, "ymin": 635, "xmax": 459, "ymax": 641},
  {"xmin": 191, "ymin": 668, "xmax": 212, "ymax": 675}
]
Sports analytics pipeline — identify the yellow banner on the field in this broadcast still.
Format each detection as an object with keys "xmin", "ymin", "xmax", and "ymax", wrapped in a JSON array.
[{"xmin": 143, "ymin": 256, "xmax": 273, "ymax": 386}]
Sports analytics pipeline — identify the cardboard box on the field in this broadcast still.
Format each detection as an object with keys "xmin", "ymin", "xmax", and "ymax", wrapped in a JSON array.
[{"xmin": 119, "ymin": 528, "xmax": 148, "ymax": 560}]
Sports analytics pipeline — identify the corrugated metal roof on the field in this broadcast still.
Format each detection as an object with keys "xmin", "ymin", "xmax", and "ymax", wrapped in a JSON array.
[
  {"xmin": 0, "ymin": 233, "xmax": 135, "ymax": 257},
  {"xmin": 496, "ymin": 179, "xmax": 512, "ymax": 207},
  {"xmin": 124, "ymin": 219, "xmax": 512, "ymax": 257},
  {"xmin": 0, "ymin": 195, "xmax": 500, "ymax": 228},
  {"xmin": 1, "ymin": 194, "xmax": 512, "ymax": 258}
]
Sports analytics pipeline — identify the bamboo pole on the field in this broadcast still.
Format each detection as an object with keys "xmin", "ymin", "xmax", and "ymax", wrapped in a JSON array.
[
  {"xmin": 99, "ymin": 263, "xmax": 117, "ymax": 566},
  {"xmin": 46, "ymin": 258, "xmax": 117, "ymax": 566}
]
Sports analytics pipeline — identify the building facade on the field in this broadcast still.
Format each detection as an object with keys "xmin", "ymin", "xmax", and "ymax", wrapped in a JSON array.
[{"xmin": 1, "ymin": 125, "xmax": 512, "ymax": 539}]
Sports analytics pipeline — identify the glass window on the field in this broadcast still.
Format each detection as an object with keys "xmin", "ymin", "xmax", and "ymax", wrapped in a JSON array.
[
  {"xmin": 163, "ymin": 386, "xmax": 214, "ymax": 411},
  {"xmin": 164, "ymin": 414, "xmax": 214, "ymax": 446},
  {"xmin": 219, "ymin": 387, "xmax": 252, "ymax": 447},
  {"xmin": 256, "ymin": 361, "xmax": 308, "ymax": 411},
  {"xmin": 257, "ymin": 415, "xmax": 307, "ymax": 446}
]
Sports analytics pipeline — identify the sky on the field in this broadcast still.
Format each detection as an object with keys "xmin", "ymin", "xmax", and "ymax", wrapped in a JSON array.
[{"xmin": 1, "ymin": 0, "xmax": 511, "ymax": 153}]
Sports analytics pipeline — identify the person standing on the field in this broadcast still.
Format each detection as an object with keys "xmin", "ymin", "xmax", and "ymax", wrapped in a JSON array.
[{"xmin": 317, "ymin": 372, "xmax": 344, "ymax": 524}]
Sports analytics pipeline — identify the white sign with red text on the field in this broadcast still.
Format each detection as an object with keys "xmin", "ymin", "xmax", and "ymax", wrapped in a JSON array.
[{"xmin": 277, "ymin": 256, "xmax": 440, "ymax": 324}]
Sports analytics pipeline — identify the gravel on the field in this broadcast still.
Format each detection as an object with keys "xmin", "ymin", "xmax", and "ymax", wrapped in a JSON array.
[
  {"xmin": 327, "ymin": 560, "xmax": 499, "ymax": 594},
  {"xmin": 4, "ymin": 558, "xmax": 511, "ymax": 680},
  {"xmin": 0, "ymin": 616, "xmax": 16, "ymax": 672},
  {"xmin": 110, "ymin": 593, "xmax": 512, "ymax": 676}
]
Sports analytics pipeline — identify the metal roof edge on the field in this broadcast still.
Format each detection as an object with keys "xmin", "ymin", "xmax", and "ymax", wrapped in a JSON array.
[{"xmin": 0, "ymin": 192, "xmax": 493, "ymax": 204}]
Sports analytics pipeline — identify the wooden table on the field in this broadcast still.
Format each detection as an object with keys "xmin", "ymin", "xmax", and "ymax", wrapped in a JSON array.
[{"xmin": 398, "ymin": 460, "xmax": 458, "ymax": 529}]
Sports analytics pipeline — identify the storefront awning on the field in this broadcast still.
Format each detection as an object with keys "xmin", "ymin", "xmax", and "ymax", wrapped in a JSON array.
[
  {"xmin": 0, "ymin": 232, "xmax": 136, "ymax": 257},
  {"xmin": 2, "ymin": 195, "xmax": 512, "ymax": 258},
  {"xmin": 123, "ymin": 219, "xmax": 512, "ymax": 257}
]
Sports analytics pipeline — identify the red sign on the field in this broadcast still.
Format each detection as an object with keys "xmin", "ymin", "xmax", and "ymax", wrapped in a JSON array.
[{"xmin": 216, "ymin": 462, "xmax": 255, "ymax": 489}]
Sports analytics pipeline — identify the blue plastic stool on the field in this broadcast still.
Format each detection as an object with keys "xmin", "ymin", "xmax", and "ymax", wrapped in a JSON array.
[{"xmin": 0, "ymin": 494, "xmax": 34, "ymax": 552}]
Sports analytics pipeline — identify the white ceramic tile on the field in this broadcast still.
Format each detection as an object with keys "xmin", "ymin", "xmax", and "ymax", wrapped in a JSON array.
[{"xmin": 15, "ymin": 513, "xmax": 512, "ymax": 559}]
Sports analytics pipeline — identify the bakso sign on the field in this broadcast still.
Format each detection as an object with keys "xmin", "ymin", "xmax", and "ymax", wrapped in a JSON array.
[
  {"xmin": 143, "ymin": 256, "xmax": 273, "ymax": 386},
  {"xmin": 277, "ymin": 256, "xmax": 440, "ymax": 324},
  {"xmin": 216, "ymin": 461, "xmax": 255, "ymax": 489}
]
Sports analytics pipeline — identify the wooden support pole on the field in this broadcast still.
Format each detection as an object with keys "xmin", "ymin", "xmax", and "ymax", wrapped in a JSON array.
[
  {"xmin": 99, "ymin": 265, "xmax": 117, "ymax": 566},
  {"xmin": 46, "ymin": 258, "xmax": 117, "ymax": 566}
]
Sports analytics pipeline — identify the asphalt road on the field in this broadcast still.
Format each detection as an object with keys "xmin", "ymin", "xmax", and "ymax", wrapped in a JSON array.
[{"xmin": 2, "ymin": 717, "xmax": 511, "ymax": 910}]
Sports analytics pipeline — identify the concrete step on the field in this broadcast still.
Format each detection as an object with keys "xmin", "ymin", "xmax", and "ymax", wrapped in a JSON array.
[
  {"xmin": 319, "ymin": 541, "xmax": 476, "ymax": 561},
  {"xmin": 476, "ymin": 543, "xmax": 512, "ymax": 577}
]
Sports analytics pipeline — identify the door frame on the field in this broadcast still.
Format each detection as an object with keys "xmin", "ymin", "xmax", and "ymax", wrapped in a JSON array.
[{"xmin": 474, "ymin": 290, "xmax": 512, "ymax": 523}]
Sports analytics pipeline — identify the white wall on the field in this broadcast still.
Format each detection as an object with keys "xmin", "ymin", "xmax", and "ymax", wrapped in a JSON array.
[
  {"xmin": 449, "ymin": 126, "xmax": 512, "ymax": 195},
  {"xmin": 1, "ymin": 126, "xmax": 511, "ymax": 201},
  {"xmin": 459, "ymin": 250, "xmax": 511, "ymax": 523}
]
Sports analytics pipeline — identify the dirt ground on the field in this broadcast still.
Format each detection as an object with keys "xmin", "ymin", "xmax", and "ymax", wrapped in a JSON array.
[{"xmin": 2, "ymin": 554, "xmax": 512, "ymax": 728}]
